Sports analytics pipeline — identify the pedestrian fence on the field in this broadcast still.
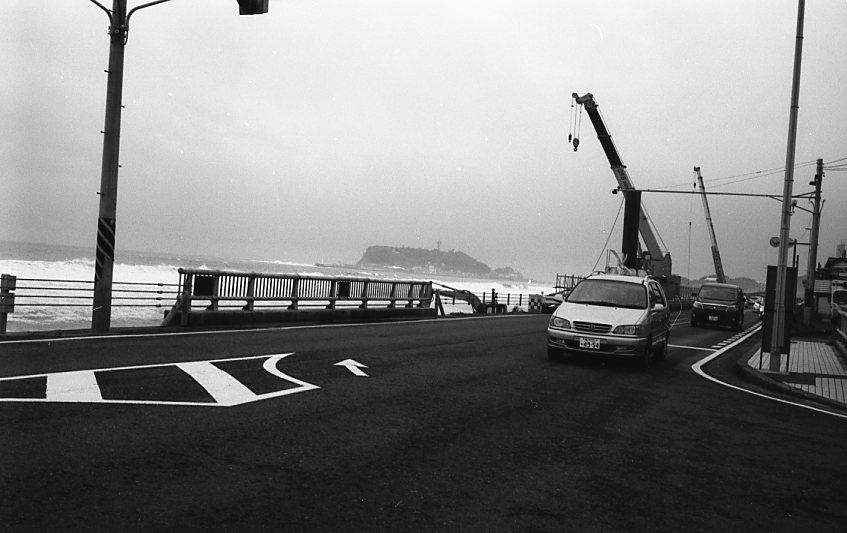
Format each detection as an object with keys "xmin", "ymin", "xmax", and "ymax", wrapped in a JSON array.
[
  {"xmin": 0, "ymin": 273, "xmax": 180, "ymax": 333},
  {"xmin": 1, "ymin": 270, "xmax": 594, "ymax": 333}
]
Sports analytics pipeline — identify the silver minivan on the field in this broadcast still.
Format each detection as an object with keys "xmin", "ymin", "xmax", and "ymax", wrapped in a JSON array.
[{"xmin": 546, "ymin": 274, "xmax": 671, "ymax": 368}]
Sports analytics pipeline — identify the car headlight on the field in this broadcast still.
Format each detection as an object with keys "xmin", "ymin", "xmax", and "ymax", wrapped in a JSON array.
[
  {"xmin": 612, "ymin": 325, "xmax": 642, "ymax": 336},
  {"xmin": 727, "ymin": 305, "xmax": 737, "ymax": 312},
  {"xmin": 693, "ymin": 301, "xmax": 703, "ymax": 309},
  {"xmin": 549, "ymin": 316, "xmax": 571, "ymax": 329}
]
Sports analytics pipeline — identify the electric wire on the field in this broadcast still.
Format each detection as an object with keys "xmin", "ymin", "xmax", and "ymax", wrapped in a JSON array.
[{"xmin": 656, "ymin": 157, "xmax": 829, "ymax": 190}]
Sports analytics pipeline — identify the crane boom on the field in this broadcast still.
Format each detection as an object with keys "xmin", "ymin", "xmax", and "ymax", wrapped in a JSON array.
[
  {"xmin": 571, "ymin": 92, "xmax": 671, "ymax": 280},
  {"xmin": 694, "ymin": 166, "xmax": 727, "ymax": 283}
]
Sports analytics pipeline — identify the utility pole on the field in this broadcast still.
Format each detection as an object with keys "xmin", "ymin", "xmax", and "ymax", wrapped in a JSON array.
[
  {"xmin": 770, "ymin": 0, "xmax": 805, "ymax": 371},
  {"xmin": 89, "ymin": 0, "xmax": 269, "ymax": 332},
  {"xmin": 803, "ymin": 158, "xmax": 823, "ymax": 326},
  {"xmin": 91, "ymin": 0, "xmax": 127, "ymax": 333}
]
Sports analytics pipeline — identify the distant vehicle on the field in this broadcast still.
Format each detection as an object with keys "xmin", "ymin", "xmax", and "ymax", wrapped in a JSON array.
[
  {"xmin": 541, "ymin": 290, "xmax": 567, "ymax": 313},
  {"xmin": 691, "ymin": 282, "xmax": 745, "ymax": 330},
  {"xmin": 546, "ymin": 274, "xmax": 671, "ymax": 369},
  {"xmin": 751, "ymin": 297, "xmax": 765, "ymax": 319}
]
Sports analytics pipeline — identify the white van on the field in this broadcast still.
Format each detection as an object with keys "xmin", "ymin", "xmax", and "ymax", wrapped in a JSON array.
[{"xmin": 546, "ymin": 274, "xmax": 671, "ymax": 369}]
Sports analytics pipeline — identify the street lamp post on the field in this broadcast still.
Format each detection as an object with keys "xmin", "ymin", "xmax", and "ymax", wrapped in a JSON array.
[{"xmin": 88, "ymin": 0, "xmax": 268, "ymax": 332}]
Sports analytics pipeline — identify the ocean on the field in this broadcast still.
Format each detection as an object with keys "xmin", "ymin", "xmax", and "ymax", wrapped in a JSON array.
[{"xmin": 0, "ymin": 240, "xmax": 557, "ymax": 333}]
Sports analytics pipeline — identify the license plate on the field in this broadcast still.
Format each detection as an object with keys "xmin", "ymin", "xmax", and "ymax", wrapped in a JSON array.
[
  {"xmin": 579, "ymin": 337, "xmax": 601, "ymax": 350},
  {"xmin": 709, "ymin": 315, "xmax": 719, "ymax": 321}
]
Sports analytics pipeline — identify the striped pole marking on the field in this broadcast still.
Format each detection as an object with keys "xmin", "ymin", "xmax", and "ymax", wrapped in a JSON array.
[{"xmin": 94, "ymin": 217, "xmax": 116, "ymax": 283}]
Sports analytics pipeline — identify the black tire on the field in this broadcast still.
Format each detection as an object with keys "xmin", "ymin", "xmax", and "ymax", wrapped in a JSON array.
[
  {"xmin": 639, "ymin": 337, "xmax": 652, "ymax": 370},
  {"xmin": 547, "ymin": 346, "xmax": 563, "ymax": 362},
  {"xmin": 655, "ymin": 332, "xmax": 669, "ymax": 361},
  {"xmin": 690, "ymin": 317, "xmax": 697, "ymax": 328}
]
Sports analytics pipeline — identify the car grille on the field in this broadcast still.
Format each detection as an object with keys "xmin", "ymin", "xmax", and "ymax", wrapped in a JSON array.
[
  {"xmin": 573, "ymin": 321, "xmax": 612, "ymax": 334},
  {"xmin": 702, "ymin": 303, "xmax": 728, "ymax": 311}
]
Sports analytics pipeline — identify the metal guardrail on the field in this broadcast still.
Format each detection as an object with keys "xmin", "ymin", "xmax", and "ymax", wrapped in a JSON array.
[
  {"xmin": 1, "ymin": 273, "xmax": 179, "ymax": 333},
  {"xmin": 835, "ymin": 305, "xmax": 847, "ymax": 356},
  {"xmin": 164, "ymin": 268, "xmax": 434, "ymax": 326},
  {"xmin": 554, "ymin": 274, "xmax": 584, "ymax": 292}
]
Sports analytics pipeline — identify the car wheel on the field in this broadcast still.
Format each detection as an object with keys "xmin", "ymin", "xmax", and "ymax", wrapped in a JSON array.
[
  {"xmin": 547, "ymin": 346, "xmax": 563, "ymax": 362},
  {"xmin": 656, "ymin": 332, "xmax": 668, "ymax": 361},
  {"xmin": 690, "ymin": 318, "xmax": 697, "ymax": 328},
  {"xmin": 639, "ymin": 337, "xmax": 652, "ymax": 370},
  {"xmin": 734, "ymin": 314, "xmax": 743, "ymax": 331}
]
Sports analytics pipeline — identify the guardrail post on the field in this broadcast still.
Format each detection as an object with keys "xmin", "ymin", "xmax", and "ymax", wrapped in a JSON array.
[
  {"xmin": 1, "ymin": 274, "xmax": 16, "ymax": 334},
  {"xmin": 406, "ymin": 283, "xmax": 416, "ymax": 308},
  {"xmin": 244, "ymin": 274, "xmax": 256, "ymax": 311},
  {"xmin": 420, "ymin": 283, "xmax": 433, "ymax": 308},
  {"xmin": 289, "ymin": 276, "xmax": 300, "ymax": 310},
  {"xmin": 360, "ymin": 280, "xmax": 370, "ymax": 309},
  {"xmin": 180, "ymin": 271, "xmax": 193, "ymax": 326},
  {"xmin": 327, "ymin": 279, "xmax": 337, "ymax": 310},
  {"xmin": 388, "ymin": 282, "xmax": 398, "ymax": 309}
]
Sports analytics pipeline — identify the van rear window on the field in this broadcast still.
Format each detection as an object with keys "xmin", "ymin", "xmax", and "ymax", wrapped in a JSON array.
[{"xmin": 698, "ymin": 286, "xmax": 738, "ymax": 301}]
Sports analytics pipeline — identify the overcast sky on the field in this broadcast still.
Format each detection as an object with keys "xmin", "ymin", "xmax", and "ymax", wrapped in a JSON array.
[{"xmin": 3, "ymin": 0, "xmax": 846, "ymax": 282}]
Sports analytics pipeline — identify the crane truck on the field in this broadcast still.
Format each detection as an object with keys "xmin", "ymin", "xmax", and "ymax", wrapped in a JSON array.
[
  {"xmin": 694, "ymin": 166, "xmax": 727, "ymax": 283},
  {"xmin": 570, "ymin": 92, "xmax": 681, "ymax": 299}
]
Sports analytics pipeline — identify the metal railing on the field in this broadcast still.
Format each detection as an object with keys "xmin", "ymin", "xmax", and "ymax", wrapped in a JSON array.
[
  {"xmin": 554, "ymin": 274, "xmax": 584, "ymax": 291},
  {"xmin": 0, "ymin": 273, "xmax": 180, "ymax": 333},
  {"xmin": 165, "ymin": 268, "xmax": 434, "ymax": 325},
  {"xmin": 835, "ymin": 305, "xmax": 847, "ymax": 357}
]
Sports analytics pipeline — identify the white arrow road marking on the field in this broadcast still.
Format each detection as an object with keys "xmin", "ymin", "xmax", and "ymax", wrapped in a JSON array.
[
  {"xmin": 334, "ymin": 359, "xmax": 368, "ymax": 377},
  {"xmin": 46, "ymin": 370, "xmax": 102, "ymax": 402}
]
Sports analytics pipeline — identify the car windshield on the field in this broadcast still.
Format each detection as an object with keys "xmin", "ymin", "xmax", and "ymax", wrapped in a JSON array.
[
  {"xmin": 565, "ymin": 279, "xmax": 647, "ymax": 309},
  {"xmin": 698, "ymin": 286, "xmax": 738, "ymax": 301}
]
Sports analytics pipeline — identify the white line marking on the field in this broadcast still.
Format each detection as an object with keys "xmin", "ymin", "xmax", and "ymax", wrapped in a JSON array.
[
  {"xmin": 669, "ymin": 344, "xmax": 716, "ymax": 352},
  {"xmin": 46, "ymin": 370, "xmax": 102, "ymax": 402},
  {"xmin": 0, "ymin": 353, "xmax": 320, "ymax": 407},
  {"xmin": 0, "ymin": 314, "xmax": 540, "ymax": 346},
  {"xmin": 691, "ymin": 324, "xmax": 847, "ymax": 421},
  {"xmin": 177, "ymin": 361, "xmax": 258, "ymax": 407}
]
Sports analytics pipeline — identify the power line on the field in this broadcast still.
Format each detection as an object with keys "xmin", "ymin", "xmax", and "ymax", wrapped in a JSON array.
[{"xmin": 656, "ymin": 157, "xmax": 836, "ymax": 190}]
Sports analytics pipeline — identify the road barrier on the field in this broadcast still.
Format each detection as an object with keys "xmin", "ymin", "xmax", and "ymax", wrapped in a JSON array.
[
  {"xmin": 835, "ymin": 305, "xmax": 847, "ymax": 357},
  {"xmin": 163, "ymin": 268, "xmax": 435, "ymax": 327},
  {"xmin": 0, "ymin": 273, "xmax": 179, "ymax": 334}
]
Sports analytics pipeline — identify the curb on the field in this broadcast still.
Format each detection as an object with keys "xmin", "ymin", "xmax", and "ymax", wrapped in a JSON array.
[{"xmin": 735, "ymin": 347, "xmax": 847, "ymax": 413}]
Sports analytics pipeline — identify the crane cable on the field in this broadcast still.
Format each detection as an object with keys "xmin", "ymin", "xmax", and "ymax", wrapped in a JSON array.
[
  {"xmin": 568, "ymin": 94, "xmax": 582, "ymax": 151},
  {"xmin": 687, "ymin": 178, "xmax": 695, "ymax": 282},
  {"xmin": 591, "ymin": 195, "xmax": 626, "ymax": 273}
]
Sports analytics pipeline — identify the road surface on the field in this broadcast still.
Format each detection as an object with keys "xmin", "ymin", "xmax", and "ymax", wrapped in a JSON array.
[{"xmin": 1, "ymin": 311, "xmax": 845, "ymax": 531}]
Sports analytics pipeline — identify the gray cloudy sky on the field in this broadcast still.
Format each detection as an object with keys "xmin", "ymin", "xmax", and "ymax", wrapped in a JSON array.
[{"xmin": 2, "ymin": 0, "xmax": 846, "ymax": 282}]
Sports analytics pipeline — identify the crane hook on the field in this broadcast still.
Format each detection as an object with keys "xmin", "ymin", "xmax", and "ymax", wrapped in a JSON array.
[{"xmin": 572, "ymin": 137, "xmax": 580, "ymax": 152}]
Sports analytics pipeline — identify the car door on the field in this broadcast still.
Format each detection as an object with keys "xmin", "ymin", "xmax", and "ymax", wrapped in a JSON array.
[{"xmin": 647, "ymin": 281, "xmax": 669, "ymax": 342}]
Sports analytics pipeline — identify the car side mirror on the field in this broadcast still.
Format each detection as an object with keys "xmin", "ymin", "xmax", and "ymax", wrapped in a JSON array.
[{"xmin": 653, "ymin": 303, "xmax": 665, "ymax": 311}]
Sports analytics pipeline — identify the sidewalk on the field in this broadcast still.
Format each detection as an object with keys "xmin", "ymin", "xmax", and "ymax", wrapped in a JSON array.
[{"xmin": 745, "ymin": 339, "xmax": 847, "ymax": 409}]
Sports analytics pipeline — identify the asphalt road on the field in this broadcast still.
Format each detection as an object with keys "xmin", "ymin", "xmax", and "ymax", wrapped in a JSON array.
[{"xmin": 1, "ymin": 311, "xmax": 846, "ymax": 531}]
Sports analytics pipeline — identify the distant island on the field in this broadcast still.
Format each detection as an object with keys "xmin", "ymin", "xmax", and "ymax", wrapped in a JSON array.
[{"xmin": 356, "ymin": 245, "xmax": 526, "ymax": 280}]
